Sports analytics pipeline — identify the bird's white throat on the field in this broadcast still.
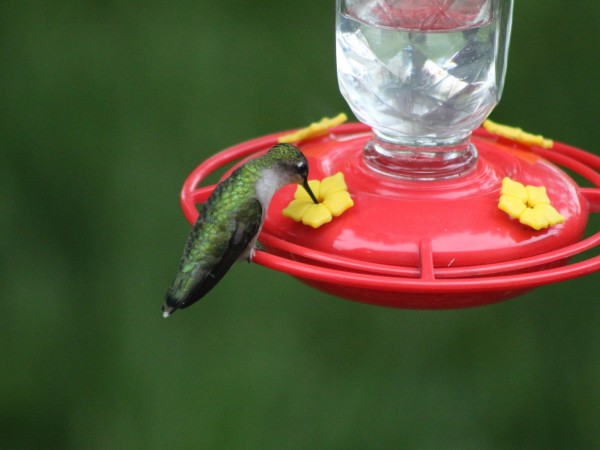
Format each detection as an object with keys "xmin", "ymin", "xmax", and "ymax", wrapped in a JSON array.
[{"xmin": 254, "ymin": 168, "xmax": 287, "ymax": 208}]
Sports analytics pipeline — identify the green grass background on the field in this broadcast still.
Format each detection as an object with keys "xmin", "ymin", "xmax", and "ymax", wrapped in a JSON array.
[{"xmin": 1, "ymin": 1, "xmax": 599, "ymax": 448}]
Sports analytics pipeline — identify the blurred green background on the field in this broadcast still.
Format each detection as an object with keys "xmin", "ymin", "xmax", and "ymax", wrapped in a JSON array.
[{"xmin": 1, "ymin": 1, "xmax": 599, "ymax": 448}]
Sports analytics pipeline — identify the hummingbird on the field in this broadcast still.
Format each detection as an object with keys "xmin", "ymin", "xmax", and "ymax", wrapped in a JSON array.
[{"xmin": 163, "ymin": 143, "xmax": 318, "ymax": 317}]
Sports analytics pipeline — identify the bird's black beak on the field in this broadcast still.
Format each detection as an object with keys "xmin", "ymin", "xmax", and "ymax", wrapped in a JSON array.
[{"xmin": 303, "ymin": 179, "xmax": 319, "ymax": 204}]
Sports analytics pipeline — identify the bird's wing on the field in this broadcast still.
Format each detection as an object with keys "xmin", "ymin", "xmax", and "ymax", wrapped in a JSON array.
[{"xmin": 185, "ymin": 197, "xmax": 263, "ymax": 302}]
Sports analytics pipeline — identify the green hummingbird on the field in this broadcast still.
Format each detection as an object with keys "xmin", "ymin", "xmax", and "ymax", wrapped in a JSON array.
[{"xmin": 163, "ymin": 143, "xmax": 318, "ymax": 317}]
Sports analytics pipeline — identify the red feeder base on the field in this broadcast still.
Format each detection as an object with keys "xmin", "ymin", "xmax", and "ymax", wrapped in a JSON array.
[{"xmin": 180, "ymin": 123, "xmax": 600, "ymax": 309}]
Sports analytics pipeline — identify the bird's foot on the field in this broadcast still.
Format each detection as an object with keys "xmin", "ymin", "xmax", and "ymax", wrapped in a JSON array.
[{"xmin": 247, "ymin": 242, "xmax": 264, "ymax": 262}]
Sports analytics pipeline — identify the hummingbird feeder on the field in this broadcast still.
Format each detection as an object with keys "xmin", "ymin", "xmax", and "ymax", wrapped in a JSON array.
[{"xmin": 179, "ymin": 0, "xmax": 600, "ymax": 309}]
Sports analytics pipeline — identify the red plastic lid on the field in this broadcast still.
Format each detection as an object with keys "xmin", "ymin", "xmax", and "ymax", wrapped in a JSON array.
[
  {"xmin": 266, "ymin": 131, "xmax": 587, "ymax": 269},
  {"xmin": 180, "ymin": 123, "xmax": 600, "ymax": 309}
]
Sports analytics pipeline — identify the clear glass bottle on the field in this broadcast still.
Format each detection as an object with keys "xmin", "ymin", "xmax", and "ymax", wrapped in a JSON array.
[{"xmin": 336, "ymin": 0, "xmax": 514, "ymax": 179}]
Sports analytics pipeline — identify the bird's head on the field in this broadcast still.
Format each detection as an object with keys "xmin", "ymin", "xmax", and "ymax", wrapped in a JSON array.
[{"xmin": 266, "ymin": 143, "xmax": 319, "ymax": 204}]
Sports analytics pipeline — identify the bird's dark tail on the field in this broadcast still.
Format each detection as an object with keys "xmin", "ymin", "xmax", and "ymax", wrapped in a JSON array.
[
  {"xmin": 162, "ymin": 299, "xmax": 177, "ymax": 318},
  {"xmin": 162, "ymin": 266, "xmax": 229, "ymax": 318}
]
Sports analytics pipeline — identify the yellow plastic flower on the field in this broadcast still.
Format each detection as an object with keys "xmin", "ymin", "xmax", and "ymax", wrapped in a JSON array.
[
  {"xmin": 277, "ymin": 113, "xmax": 347, "ymax": 144},
  {"xmin": 282, "ymin": 172, "xmax": 354, "ymax": 228},
  {"xmin": 498, "ymin": 177, "xmax": 564, "ymax": 230},
  {"xmin": 483, "ymin": 119, "xmax": 553, "ymax": 149}
]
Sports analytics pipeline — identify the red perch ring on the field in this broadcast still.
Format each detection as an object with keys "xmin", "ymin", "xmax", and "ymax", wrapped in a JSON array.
[{"xmin": 180, "ymin": 123, "xmax": 600, "ymax": 309}]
